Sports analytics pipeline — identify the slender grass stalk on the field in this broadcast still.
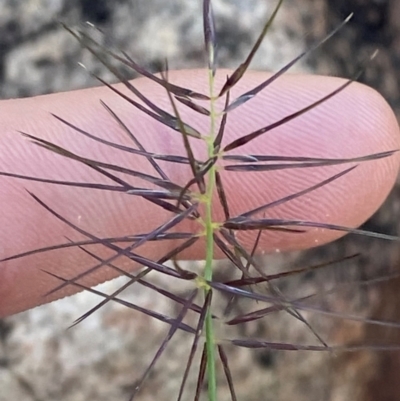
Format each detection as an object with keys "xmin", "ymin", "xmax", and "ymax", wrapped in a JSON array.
[{"xmin": 203, "ymin": 53, "xmax": 218, "ymax": 401}]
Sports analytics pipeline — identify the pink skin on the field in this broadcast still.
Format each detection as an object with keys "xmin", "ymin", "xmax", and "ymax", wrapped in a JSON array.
[{"xmin": 0, "ymin": 69, "xmax": 399, "ymax": 317}]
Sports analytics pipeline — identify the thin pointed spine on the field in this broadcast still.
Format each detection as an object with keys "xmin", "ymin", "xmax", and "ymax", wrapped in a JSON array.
[
  {"xmin": 44, "ymin": 270, "xmax": 195, "ymax": 334},
  {"xmin": 160, "ymin": 70, "xmax": 205, "ymax": 193},
  {"xmin": 203, "ymin": 0, "xmax": 217, "ymax": 76},
  {"xmin": 217, "ymin": 345, "xmax": 238, "ymax": 401},
  {"xmin": 128, "ymin": 290, "xmax": 197, "ymax": 401},
  {"xmin": 177, "ymin": 291, "xmax": 211, "ymax": 401},
  {"xmin": 218, "ymin": 0, "xmax": 284, "ymax": 97},
  {"xmin": 209, "ymin": 281, "xmax": 400, "ymax": 329},
  {"xmin": 194, "ymin": 345, "xmax": 207, "ymax": 401},
  {"xmin": 222, "ymin": 12, "xmax": 353, "ymax": 112}
]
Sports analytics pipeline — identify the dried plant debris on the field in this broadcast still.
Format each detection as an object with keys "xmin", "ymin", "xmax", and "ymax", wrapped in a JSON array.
[{"xmin": 2, "ymin": 1, "xmax": 400, "ymax": 401}]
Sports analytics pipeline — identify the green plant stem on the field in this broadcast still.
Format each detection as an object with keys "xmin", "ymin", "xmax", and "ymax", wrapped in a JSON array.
[{"xmin": 204, "ymin": 67, "xmax": 218, "ymax": 401}]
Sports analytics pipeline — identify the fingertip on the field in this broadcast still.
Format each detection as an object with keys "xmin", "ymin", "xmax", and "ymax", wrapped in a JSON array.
[
  {"xmin": 216, "ymin": 72, "xmax": 400, "ymax": 251},
  {"xmin": 0, "ymin": 69, "xmax": 399, "ymax": 316}
]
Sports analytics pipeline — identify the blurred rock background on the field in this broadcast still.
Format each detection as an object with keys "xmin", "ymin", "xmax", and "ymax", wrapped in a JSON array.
[{"xmin": 0, "ymin": 0, "xmax": 400, "ymax": 400}]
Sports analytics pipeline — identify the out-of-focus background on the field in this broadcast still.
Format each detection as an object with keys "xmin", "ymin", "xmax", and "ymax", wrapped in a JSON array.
[{"xmin": 1, "ymin": 1, "xmax": 400, "ymax": 400}]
